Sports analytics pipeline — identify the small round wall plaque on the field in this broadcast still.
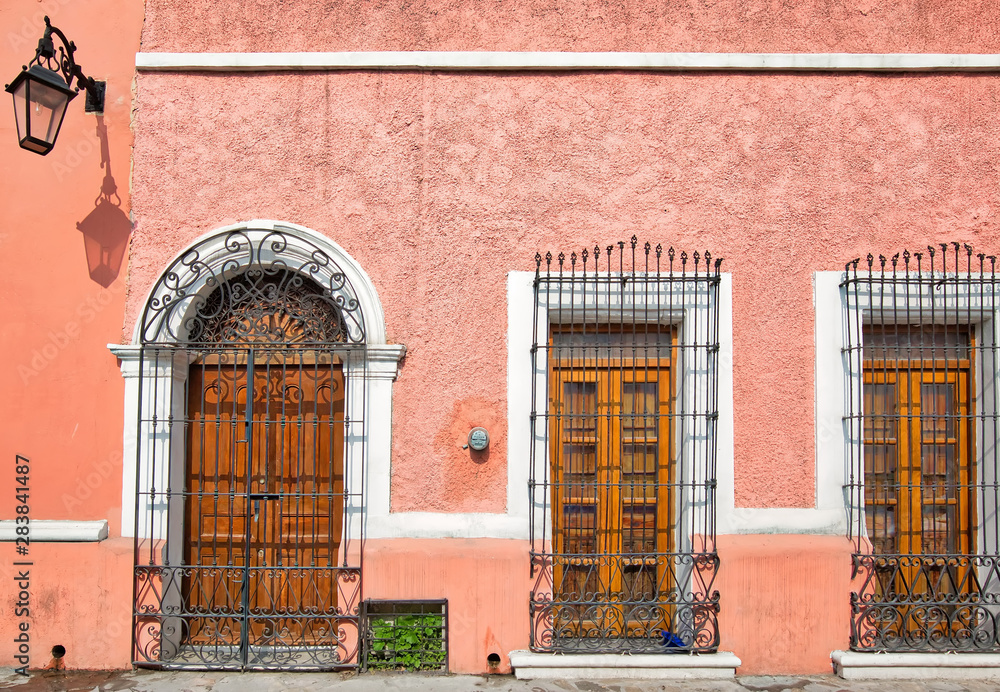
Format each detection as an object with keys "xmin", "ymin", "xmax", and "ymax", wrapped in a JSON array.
[{"xmin": 468, "ymin": 427, "xmax": 490, "ymax": 451}]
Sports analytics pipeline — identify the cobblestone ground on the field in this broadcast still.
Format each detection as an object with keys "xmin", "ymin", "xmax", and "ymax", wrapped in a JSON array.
[{"xmin": 2, "ymin": 670, "xmax": 1000, "ymax": 692}]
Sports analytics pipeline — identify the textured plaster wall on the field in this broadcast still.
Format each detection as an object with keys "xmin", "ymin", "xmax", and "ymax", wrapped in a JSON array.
[
  {"xmin": 141, "ymin": 0, "xmax": 1000, "ymax": 54},
  {"xmin": 129, "ymin": 69, "xmax": 1000, "ymax": 511}
]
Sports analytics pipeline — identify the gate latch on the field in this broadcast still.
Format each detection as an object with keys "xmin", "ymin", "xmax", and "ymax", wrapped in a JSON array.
[{"xmin": 249, "ymin": 492, "xmax": 279, "ymax": 520}]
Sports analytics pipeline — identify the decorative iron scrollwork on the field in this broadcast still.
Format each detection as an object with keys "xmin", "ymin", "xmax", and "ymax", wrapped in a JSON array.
[
  {"xmin": 139, "ymin": 229, "xmax": 366, "ymax": 345},
  {"xmin": 188, "ymin": 269, "xmax": 347, "ymax": 344}
]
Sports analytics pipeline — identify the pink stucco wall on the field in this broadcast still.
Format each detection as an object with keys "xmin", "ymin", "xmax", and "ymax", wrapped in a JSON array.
[
  {"xmin": 141, "ymin": 1, "xmax": 1000, "ymax": 54},
  {"xmin": 129, "ymin": 69, "xmax": 1000, "ymax": 510},
  {"xmin": 6, "ymin": 0, "xmax": 1000, "ymax": 675}
]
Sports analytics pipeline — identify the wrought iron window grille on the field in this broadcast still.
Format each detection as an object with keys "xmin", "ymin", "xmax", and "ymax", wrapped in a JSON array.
[
  {"xmin": 528, "ymin": 237, "xmax": 723, "ymax": 654},
  {"xmin": 132, "ymin": 229, "xmax": 368, "ymax": 670},
  {"xmin": 843, "ymin": 243, "xmax": 1000, "ymax": 653}
]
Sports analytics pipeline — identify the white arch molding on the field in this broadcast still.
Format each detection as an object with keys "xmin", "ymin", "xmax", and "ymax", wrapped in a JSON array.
[{"xmin": 109, "ymin": 219, "xmax": 405, "ymax": 538}]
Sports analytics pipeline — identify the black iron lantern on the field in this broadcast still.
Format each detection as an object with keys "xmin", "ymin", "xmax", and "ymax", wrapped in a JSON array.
[{"xmin": 5, "ymin": 16, "xmax": 105, "ymax": 156}]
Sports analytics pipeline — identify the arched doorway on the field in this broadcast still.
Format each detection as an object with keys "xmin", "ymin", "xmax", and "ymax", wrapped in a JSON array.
[{"xmin": 129, "ymin": 224, "xmax": 376, "ymax": 670}]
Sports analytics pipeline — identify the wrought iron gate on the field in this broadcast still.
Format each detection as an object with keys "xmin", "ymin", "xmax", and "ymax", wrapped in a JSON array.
[{"xmin": 132, "ymin": 230, "xmax": 367, "ymax": 670}]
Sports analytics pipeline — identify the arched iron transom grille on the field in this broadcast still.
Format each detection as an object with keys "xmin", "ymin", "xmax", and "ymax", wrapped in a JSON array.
[
  {"xmin": 132, "ymin": 229, "xmax": 367, "ymax": 670},
  {"xmin": 189, "ymin": 269, "xmax": 349, "ymax": 345},
  {"xmin": 529, "ymin": 238, "xmax": 722, "ymax": 654},
  {"xmin": 844, "ymin": 244, "xmax": 1000, "ymax": 652}
]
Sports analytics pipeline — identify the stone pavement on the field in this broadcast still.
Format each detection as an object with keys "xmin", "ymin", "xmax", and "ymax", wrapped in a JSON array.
[{"xmin": 2, "ymin": 670, "xmax": 1000, "ymax": 692}]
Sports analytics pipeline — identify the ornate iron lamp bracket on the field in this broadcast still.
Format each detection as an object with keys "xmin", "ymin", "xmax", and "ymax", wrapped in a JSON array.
[{"xmin": 29, "ymin": 16, "xmax": 105, "ymax": 112}]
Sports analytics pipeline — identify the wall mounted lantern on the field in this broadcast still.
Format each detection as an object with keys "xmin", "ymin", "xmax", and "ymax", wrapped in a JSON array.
[{"xmin": 5, "ymin": 16, "xmax": 105, "ymax": 156}]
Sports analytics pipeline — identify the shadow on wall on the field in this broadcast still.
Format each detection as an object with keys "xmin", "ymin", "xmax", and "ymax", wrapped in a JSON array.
[{"xmin": 76, "ymin": 115, "xmax": 131, "ymax": 288}]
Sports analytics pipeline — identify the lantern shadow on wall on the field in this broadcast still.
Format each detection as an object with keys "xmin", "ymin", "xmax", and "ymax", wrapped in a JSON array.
[{"xmin": 76, "ymin": 115, "xmax": 131, "ymax": 287}]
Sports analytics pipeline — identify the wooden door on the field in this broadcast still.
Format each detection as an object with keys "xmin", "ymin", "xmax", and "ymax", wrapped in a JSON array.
[
  {"xmin": 186, "ymin": 353, "xmax": 345, "ymax": 652},
  {"xmin": 863, "ymin": 361, "xmax": 976, "ymax": 636},
  {"xmin": 549, "ymin": 350, "xmax": 674, "ymax": 640}
]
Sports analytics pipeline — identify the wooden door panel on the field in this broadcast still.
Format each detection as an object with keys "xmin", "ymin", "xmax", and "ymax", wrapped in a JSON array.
[
  {"xmin": 549, "ymin": 357, "xmax": 674, "ymax": 640},
  {"xmin": 863, "ymin": 360, "xmax": 977, "ymax": 640},
  {"xmin": 186, "ymin": 359, "xmax": 344, "ymax": 650}
]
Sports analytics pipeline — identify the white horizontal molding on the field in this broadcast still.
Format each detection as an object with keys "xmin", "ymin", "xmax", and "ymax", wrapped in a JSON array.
[
  {"xmin": 0, "ymin": 520, "xmax": 108, "ymax": 542},
  {"xmin": 137, "ymin": 51, "xmax": 1000, "ymax": 73},
  {"xmin": 832, "ymin": 651, "xmax": 1000, "ymax": 680},
  {"xmin": 720, "ymin": 507, "xmax": 847, "ymax": 535},
  {"xmin": 509, "ymin": 650, "xmax": 741, "ymax": 680},
  {"xmin": 365, "ymin": 512, "xmax": 528, "ymax": 540}
]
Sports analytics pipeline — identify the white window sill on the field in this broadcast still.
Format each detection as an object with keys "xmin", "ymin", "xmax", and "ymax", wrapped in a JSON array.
[{"xmin": 832, "ymin": 651, "xmax": 1000, "ymax": 680}]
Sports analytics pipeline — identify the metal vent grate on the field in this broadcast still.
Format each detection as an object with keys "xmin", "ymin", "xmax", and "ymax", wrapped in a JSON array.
[{"xmin": 362, "ymin": 600, "xmax": 448, "ymax": 672}]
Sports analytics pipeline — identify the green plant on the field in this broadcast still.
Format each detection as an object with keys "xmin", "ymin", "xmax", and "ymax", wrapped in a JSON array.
[{"xmin": 367, "ymin": 614, "xmax": 446, "ymax": 671}]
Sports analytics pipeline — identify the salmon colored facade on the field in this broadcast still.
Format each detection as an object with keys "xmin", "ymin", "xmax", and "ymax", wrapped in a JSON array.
[
  {"xmin": 4, "ymin": 0, "xmax": 1000, "ymax": 679},
  {"xmin": 0, "ymin": 0, "xmax": 142, "ymax": 671}
]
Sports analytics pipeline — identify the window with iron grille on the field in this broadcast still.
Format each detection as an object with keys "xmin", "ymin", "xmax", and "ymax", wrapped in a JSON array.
[
  {"xmin": 843, "ymin": 244, "xmax": 1000, "ymax": 652},
  {"xmin": 529, "ymin": 238, "xmax": 722, "ymax": 654}
]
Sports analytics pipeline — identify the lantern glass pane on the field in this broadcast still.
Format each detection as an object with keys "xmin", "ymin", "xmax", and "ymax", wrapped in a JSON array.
[
  {"xmin": 27, "ymin": 78, "xmax": 69, "ymax": 147},
  {"xmin": 11, "ymin": 80, "xmax": 27, "ymax": 142}
]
